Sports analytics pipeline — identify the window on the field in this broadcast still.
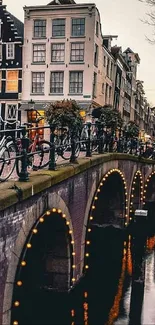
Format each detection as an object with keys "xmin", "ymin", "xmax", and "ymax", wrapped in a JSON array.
[
  {"xmin": 6, "ymin": 71, "xmax": 18, "ymax": 92},
  {"xmin": 71, "ymin": 18, "xmax": 85, "ymax": 37},
  {"xmin": 0, "ymin": 44, "xmax": 2, "ymax": 61},
  {"xmin": 109, "ymin": 86, "xmax": 112, "ymax": 103},
  {"xmin": 6, "ymin": 43, "xmax": 14, "ymax": 59},
  {"xmin": 96, "ymin": 21, "xmax": 99, "ymax": 37},
  {"xmin": 93, "ymin": 72, "xmax": 97, "ymax": 97},
  {"xmin": 110, "ymin": 62, "xmax": 113, "ymax": 79},
  {"xmin": 116, "ymin": 73, "xmax": 120, "ymax": 88},
  {"xmin": 70, "ymin": 43, "xmax": 84, "ymax": 62},
  {"xmin": 69, "ymin": 71, "xmax": 83, "ymax": 94},
  {"xmin": 94, "ymin": 44, "xmax": 98, "ymax": 67},
  {"xmin": 105, "ymin": 83, "xmax": 108, "ymax": 104},
  {"xmin": 52, "ymin": 19, "xmax": 65, "ymax": 37},
  {"xmin": 33, "ymin": 44, "xmax": 46, "ymax": 63},
  {"xmin": 102, "ymin": 83, "xmax": 104, "ymax": 94},
  {"xmin": 0, "ymin": 71, "xmax": 2, "ymax": 92},
  {"xmin": 32, "ymin": 72, "xmax": 45, "ymax": 94},
  {"xmin": 103, "ymin": 56, "xmax": 106, "ymax": 67},
  {"xmin": 51, "ymin": 43, "xmax": 65, "ymax": 62},
  {"xmin": 34, "ymin": 20, "xmax": 46, "ymax": 38},
  {"xmin": 106, "ymin": 58, "xmax": 110, "ymax": 77},
  {"xmin": 7, "ymin": 104, "xmax": 17, "ymax": 120},
  {"xmin": 50, "ymin": 72, "xmax": 64, "ymax": 94}
]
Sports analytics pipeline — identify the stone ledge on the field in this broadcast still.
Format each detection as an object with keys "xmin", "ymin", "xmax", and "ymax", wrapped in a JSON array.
[{"xmin": 0, "ymin": 153, "xmax": 154, "ymax": 211}]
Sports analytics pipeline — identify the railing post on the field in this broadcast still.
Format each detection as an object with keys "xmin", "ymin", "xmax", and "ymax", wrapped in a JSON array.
[
  {"xmin": 97, "ymin": 121, "xmax": 103, "ymax": 154},
  {"xmin": 70, "ymin": 129, "xmax": 77, "ymax": 163},
  {"xmin": 49, "ymin": 124, "xmax": 56, "ymax": 171},
  {"xmin": 18, "ymin": 126, "xmax": 29, "ymax": 182},
  {"xmin": 86, "ymin": 122, "xmax": 92, "ymax": 157}
]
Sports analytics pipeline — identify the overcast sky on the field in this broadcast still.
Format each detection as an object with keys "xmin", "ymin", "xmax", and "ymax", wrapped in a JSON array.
[{"xmin": 4, "ymin": 0, "xmax": 155, "ymax": 105}]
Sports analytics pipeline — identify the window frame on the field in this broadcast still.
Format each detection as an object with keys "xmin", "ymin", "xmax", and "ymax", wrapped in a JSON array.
[
  {"xmin": 6, "ymin": 70, "xmax": 18, "ymax": 93},
  {"xmin": 52, "ymin": 19, "xmax": 66, "ymax": 38},
  {"xmin": 0, "ymin": 44, "xmax": 2, "ymax": 61},
  {"xmin": 69, "ymin": 71, "xmax": 83, "ymax": 94},
  {"xmin": 70, "ymin": 42, "xmax": 84, "ymax": 62},
  {"xmin": 33, "ymin": 19, "xmax": 46, "ymax": 38},
  {"xmin": 51, "ymin": 43, "xmax": 65, "ymax": 63},
  {"xmin": 50, "ymin": 71, "xmax": 64, "ymax": 94},
  {"xmin": 32, "ymin": 44, "xmax": 46, "ymax": 63},
  {"xmin": 6, "ymin": 43, "xmax": 15, "ymax": 60},
  {"xmin": 6, "ymin": 104, "xmax": 18, "ymax": 120},
  {"xmin": 31, "ymin": 72, "xmax": 45, "ymax": 94},
  {"xmin": 71, "ymin": 18, "xmax": 85, "ymax": 37},
  {"xmin": 94, "ymin": 43, "xmax": 99, "ymax": 67}
]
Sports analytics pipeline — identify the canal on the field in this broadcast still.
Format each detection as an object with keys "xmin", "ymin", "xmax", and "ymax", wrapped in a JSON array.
[{"xmin": 14, "ymin": 222, "xmax": 155, "ymax": 325}]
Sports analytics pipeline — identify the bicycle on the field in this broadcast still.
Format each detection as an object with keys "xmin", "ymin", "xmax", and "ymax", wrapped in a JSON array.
[
  {"xmin": 54, "ymin": 126, "xmax": 81, "ymax": 160},
  {"xmin": 16, "ymin": 110, "xmax": 53, "ymax": 174},
  {"xmin": 0, "ymin": 118, "xmax": 19, "ymax": 182}
]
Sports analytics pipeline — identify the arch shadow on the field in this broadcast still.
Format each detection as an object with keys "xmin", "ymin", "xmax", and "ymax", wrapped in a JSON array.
[{"xmin": 129, "ymin": 170, "xmax": 143, "ymax": 223}]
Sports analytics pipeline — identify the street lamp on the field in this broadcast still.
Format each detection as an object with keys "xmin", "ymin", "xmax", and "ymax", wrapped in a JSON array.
[{"xmin": 27, "ymin": 99, "xmax": 37, "ymax": 123}]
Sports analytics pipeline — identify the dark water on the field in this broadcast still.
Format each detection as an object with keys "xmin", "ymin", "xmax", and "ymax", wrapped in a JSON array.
[{"xmin": 16, "ymin": 226, "xmax": 155, "ymax": 325}]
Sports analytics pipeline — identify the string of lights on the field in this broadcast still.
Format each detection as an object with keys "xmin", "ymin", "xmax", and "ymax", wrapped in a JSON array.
[
  {"xmin": 12, "ymin": 208, "xmax": 76, "ymax": 325},
  {"xmin": 129, "ymin": 170, "xmax": 143, "ymax": 222}
]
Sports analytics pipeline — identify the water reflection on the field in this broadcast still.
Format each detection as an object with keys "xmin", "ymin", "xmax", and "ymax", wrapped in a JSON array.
[{"xmin": 18, "ymin": 228, "xmax": 155, "ymax": 325}]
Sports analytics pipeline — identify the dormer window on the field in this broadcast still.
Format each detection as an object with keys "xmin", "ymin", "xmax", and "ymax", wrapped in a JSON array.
[{"xmin": 6, "ymin": 43, "xmax": 14, "ymax": 60}]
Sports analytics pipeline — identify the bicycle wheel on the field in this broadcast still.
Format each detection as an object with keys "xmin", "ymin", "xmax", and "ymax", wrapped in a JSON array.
[
  {"xmin": 61, "ymin": 135, "xmax": 81, "ymax": 160},
  {"xmin": 32, "ymin": 140, "xmax": 53, "ymax": 169},
  {"xmin": 0, "ymin": 142, "xmax": 16, "ymax": 182}
]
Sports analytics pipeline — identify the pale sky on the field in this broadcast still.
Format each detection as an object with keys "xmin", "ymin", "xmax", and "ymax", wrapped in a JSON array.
[{"xmin": 4, "ymin": 0, "xmax": 155, "ymax": 105}]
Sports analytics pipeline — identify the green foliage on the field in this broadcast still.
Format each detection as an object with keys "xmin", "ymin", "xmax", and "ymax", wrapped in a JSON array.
[
  {"xmin": 124, "ymin": 121, "xmax": 139, "ymax": 137},
  {"xmin": 45, "ymin": 99, "xmax": 83, "ymax": 132},
  {"xmin": 99, "ymin": 105, "xmax": 123, "ymax": 131}
]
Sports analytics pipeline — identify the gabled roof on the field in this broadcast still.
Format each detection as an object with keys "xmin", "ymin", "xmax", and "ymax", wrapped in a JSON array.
[
  {"xmin": 8, "ymin": 12, "xmax": 24, "ymax": 37},
  {"xmin": 124, "ymin": 47, "xmax": 140, "ymax": 63},
  {"xmin": 48, "ymin": 0, "xmax": 76, "ymax": 5}
]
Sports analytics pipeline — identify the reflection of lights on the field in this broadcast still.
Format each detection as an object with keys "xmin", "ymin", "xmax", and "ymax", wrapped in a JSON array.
[{"xmin": 147, "ymin": 236, "xmax": 155, "ymax": 250}]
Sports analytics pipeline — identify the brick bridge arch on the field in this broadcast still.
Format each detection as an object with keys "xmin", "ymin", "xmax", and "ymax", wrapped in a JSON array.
[
  {"xmin": 1, "ymin": 154, "xmax": 155, "ymax": 325},
  {"xmin": 3, "ymin": 193, "xmax": 74, "ymax": 325}
]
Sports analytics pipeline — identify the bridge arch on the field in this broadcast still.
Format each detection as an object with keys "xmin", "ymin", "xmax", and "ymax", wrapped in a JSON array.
[
  {"xmin": 83, "ymin": 168, "xmax": 128, "ymax": 272},
  {"xmin": 3, "ymin": 195, "xmax": 75, "ymax": 325},
  {"xmin": 129, "ymin": 170, "xmax": 143, "ymax": 222},
  {"xmin": 143, "ymin": 171, "xmax": 155, "ymax": 226}
]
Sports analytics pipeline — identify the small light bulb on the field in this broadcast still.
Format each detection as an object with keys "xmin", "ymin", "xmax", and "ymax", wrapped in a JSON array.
[
  {"xmin": 66, "ymin": 221, "xmax": 70, "ymax": 225},
  {"xmin": 90, "ymin": 216, "xmax": 93, "ymax": 220},
  {"xmin": 72, "ymin": 265, "xmax": 76, "ymax": 268},
  {"xmin": 58, "ymin": 209, "xmax": 62, "ymax": 213},
  {"xmin": 39, "ymin": 217, "xmax": 44, "ymax": 223},
  {"xmin": 92, "ymin": 205, "xmax": 95, "ymax": 210},
  {"xmin": 72, "ymin": 252, "xmax": 76, "ymax": 256},
  {"xmin": 72, "ymin": 278, "xmax": 76, "ymax": 282},
  {"xmin": 97, "ymin": 189, "xmax": 100, "ymax": 192},
  {"xmin": 71, "ymin": 240, "xmax": 74, "ymax": 244},
  {"xmin": 85, "ymin": 253, "xmax": 89, "ymax": 257},
  {"xmin": 69, "ymin": 230, "xmax": 72, "ymax": 234},
  {"xmin": 85, "ymin": 265, "xmax": 89, "ymax": 269},
  {"xmin": 14, "ymin": 301, "xmax": 20, "ymax": 307},
  {"xmin": 46, "ymin": 211, "xmax": 51, "ymax": 215},
  {"xmin": 88, "ymin": 228, "xmax": 91, "ymax": 232},
  {"xmin": 17, "ymin": 281, "xmax": 22, "ymax": 286},
  {"xmin": 21, "ymin": 261, "xmax": 26, "ymax": 266},
  {"xmin": 27, "ymin": 243, "xmax": 31, "ymax": 248},
  {"xmin": 62, "ymin": 214, "xmax": 66, "ymax": 218},
  {"xmin": 52, "ymin": 208, "xmax": 57, "ymax": 212},
  {"xmin": 32, "ymin": 228, "xmax": 38, "ymax": 234},
  {"xmin": 94, "ymin": 197, "xmax": 98, "ymax": 200},
  {"xmin": 13, "ymin": 321, "xmax": 18, "ymax": 325},
  {"xmin": 86, "ymin": 241, "xmax": 90, "ymax": 245}
]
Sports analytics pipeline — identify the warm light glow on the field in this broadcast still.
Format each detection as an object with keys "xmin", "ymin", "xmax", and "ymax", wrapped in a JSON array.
[
  {"xmin": 72, "ymin": 265, "xmax": 76, "ymax": 268},
  {"xmin": 71, "ymin": 241, "xmax": 74, "ymax": 244},
  {"xmin": 62, "ymin": 214, "xmax": 66, "ymax": 218},
  {"xmin": 84, "ymin": 291, "xmax": 88, "ymax": 298},
  {"xmin": 27, "ymin": 243, "xmax": 32, "ymax": 248},
  {"xmin": 72, "ymin": 252, "xmax": 76, "ymax": 256},
  {"xmin": 13, "ymin": 321, "xmax": 18, "ymax": 325},
  {"xmin": 66, "ymin": 221, "xmax": 70, "ymax": 225},
  {"xmin": 92, "ymin": 206, "xmax": 95, "ymax": 210},
  {"xmin": 21, "ymin": 261, "xmax": 26, "ymax": 266},
  {"xmin": 85, "ymin": 265, "xmax": 89, "ymax": 269},
  {"xmin": 58, "ymin": 209, "xmax": 62, "ymax": 213},
  {"xmin": 69, "ymin": 230, "xmax": 72, "ymax": 234},
  {"xmin": 88, "ymin": 228, "xmax": 91, "ymax": 232},
  {"xmin": 86, "ymin": 241, "xmax": 90, "ymax": 245},
  {"xmin": 85, "ymin": 253, "xmax": 89, "ymax": 257},
  {"xmin": 17, "ymin": 281, "xmax": 22, "ymax": 286},
  {"xmin": 97, "ymin": 189, "xmax": 101, "ymax": 192},
  {"xmin": 71, "ymin": 309, "xmax": 75, "ymax": 317},
  {"xmin": 72, "ymin": 278, "xmax": 76, "ymax": 282},
  {"xmin": 32, "ymin": 228, "xmax": 38, "ymax": 234},
  {"xmin": 52, "ymin": 208, "xmax": 57, "ymax": 212},
  {"xmin": 39, "ymin": 217, "xmax": 44, "ymax": 223},
  {"xmin": 46, "ymin": 211, "xmax": 51, "ymax": 215},
  {"xmin": 14, "ymin": 301, "xmax": 20, "ymax": 307},
  {"xmin": 90, "ymin": 216, "xmax": 93, "ymax": 220},
  {"xmin": 125, "ymin": 222, "xmax": 128, "ymax": 226}
]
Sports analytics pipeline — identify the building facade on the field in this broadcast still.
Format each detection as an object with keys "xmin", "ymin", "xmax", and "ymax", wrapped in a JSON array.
[{"xmin": 0, "ymin": 0, "xmax": 23, "ymax": 127}]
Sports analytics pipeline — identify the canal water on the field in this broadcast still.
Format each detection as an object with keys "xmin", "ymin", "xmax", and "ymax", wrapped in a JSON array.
[{"xmin": 21, "ymin": 225, "xmax": 155, "ymax": 325}]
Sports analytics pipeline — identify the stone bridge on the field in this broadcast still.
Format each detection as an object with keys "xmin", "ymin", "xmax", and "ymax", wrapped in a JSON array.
[{"xmin": 1, "ymin": 153, "xmax": 155, "ymax": 325}]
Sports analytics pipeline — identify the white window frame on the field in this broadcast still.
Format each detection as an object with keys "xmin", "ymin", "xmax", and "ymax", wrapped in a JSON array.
[
  {"xmin": 6, "ymin": 104, "xmax": 18, "ymax": 120},
  {"xmin": 6, "ymin": 43, "xmax": 15, "ymax": 60}
]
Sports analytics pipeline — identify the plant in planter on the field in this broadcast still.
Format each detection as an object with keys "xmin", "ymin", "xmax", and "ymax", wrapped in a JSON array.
[
  {"xmin": 124, "ymin": 121, "xmax": 139, "ymax": 138},
  {"xmin": 92, "ymin": 105, "xmax": 123, "ymax": 132},
  {"xmin": 45, "ymin": 99, "xmax": 83, "ymax": 134}
]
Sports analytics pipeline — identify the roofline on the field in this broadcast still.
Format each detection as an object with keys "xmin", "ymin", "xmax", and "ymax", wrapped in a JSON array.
[{"xmin": 23, "ymin": 3, "xmax": 96, "ymax": 11}]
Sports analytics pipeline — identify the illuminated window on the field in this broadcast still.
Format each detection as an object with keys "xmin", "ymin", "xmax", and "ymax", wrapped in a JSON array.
[
  {"xmin": 6, "ymin": 71, "xmax": 18, "ymax": 92},
  {"xmin": 6, "ymin": 43, "xmax": 14, "ymax": 59}
]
